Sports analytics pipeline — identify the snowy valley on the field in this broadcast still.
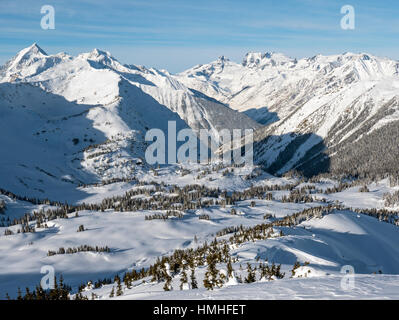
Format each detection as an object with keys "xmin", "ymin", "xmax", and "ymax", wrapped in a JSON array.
[{"xmin": 0, "ymin": 45, "xmax": 399, "ymax": 300}]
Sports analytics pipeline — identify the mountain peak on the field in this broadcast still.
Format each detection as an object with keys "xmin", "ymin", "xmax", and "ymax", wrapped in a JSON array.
[
  {"xmin": 2, "ymin": 43, "xmax": 48, "ymax": 76},
  {"xmin": 79, "ymin": 48, "xmax": 119, "ymax": 65},
  {"xmin": 91, "ymin": 48, "xmax": 112, "ymax": 57},
  {"xmin": 23, "ymin": 43, "xmax": 48, "ymax": 56},
  {"xmin": 218, "ymin": 55, "xmax": 229, "ymax": 62},
  {"xmin": 242, "ymin": 51, "xmax": 293, "ymax": 68}
]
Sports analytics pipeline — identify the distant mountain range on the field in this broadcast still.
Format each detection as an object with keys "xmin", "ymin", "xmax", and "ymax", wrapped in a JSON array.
[
  {"xmin": 176, "ymin": 51, "xmax": 399, "ymax": 177},
  {"xmin": 0, "ymin": 44, "xmax": 258, "ymax": 197},
  {"xmin": 1, "ymin": 44, "xmax": 398, "ymax": 200}
]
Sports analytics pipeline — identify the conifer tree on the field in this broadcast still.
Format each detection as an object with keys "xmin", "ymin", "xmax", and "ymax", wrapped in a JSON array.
[
  {"xmin": 24, "ymin": 287, "xmax": 32, "ymax": 300},
  {"xmin": 116, "ymin": 279, "xmax": 123, "ymax": 296},
  {"xmin": 179, "ymin": 269, "xmax": 188, "ymax": 290},
  {"xmin": 227, "ymin": 258, "xmax": 234, "ymax": 278},
  {"xmin": 109, "ymin": 287, "xmax": 115, "ymax": 298},
  {"xmin": 245, "ymin": 263, "xmax": 256, "ymax": 283},
  {"xmin": 291, "ymin": 261, "xmax": 301, "ymax": 277},
  {"xmin": 74, "ymin": 292, "xmax": 88, "ymax": 300},
  {"xmin": 203, "ymin": 254, "xmax": 222, "ymax": 290},
  {"xmin": 59, "ymin": 275, "xmax": 69, "ymax": 300},
  {"xmin": 190, "ymin": 268, "xmax": 198, "ymax": 289},
  {"xmin": 162, "ymin": 263, "xmax": 173, "ymax": 291},
  {"xmin": 163, "ymin": 275, "xmax": 172, "ymax": 291}
]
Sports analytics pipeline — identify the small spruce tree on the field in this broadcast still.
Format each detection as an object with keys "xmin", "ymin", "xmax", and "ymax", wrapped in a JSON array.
[
  {"xmin": 227, "ymin": 258, "xmax": 234, "ymax": 278},
  {"xmin": 179, "ymin": 269, "xmax": 188, "ymax": 290},
  {"xmin": 190, "ymin": 268, "xmax": 198, "ymax": 289},
  {"xmin": 116, "ymin": 279, "xmax": 123, "ymax": 296},
  {"xmin": 244, "ymin": 263, "xmax": 256, "ymax": 283},
  {"xmin": 109, "ymin": 287, "xmax": 115, "ymax": 298}
]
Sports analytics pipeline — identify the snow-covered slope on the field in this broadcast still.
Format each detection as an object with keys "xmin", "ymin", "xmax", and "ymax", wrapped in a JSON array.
[
  {"xmin": 109, "ymin": 209, "xmax": 399, "ymax": 300},
  {"xmin": 176, "ymin": 52, "xmax": 399, "ymax": 176},
  {"xmin": 1, "ymin": 172, "xmax": 399, "ymax": 299},
  {"xmin": 1, "ymin": 44, "xmax": 259, "ymax": 137},
  {"xmin": 0, "ymin": 44, "xmax": 259, "ymax": 197},
  {"xmin": 1, "ymin": 45, "xmax": 399, "ymax": 301}
]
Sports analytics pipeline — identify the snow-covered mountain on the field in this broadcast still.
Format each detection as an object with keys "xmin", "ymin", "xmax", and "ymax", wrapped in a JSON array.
[
  {"xmin": 1, "ymin": 44, "xmax": 260, "ymax": 135},
  {"xmin": 176, "ymin": 52, "xmax": 399, "ymax": 177},
  {"xmin": 1, "ymin": 45, "xmax": 399, "ymax": 301},
  {"xmin": 0, "ymin": 44, "xmax": 259, "ymax": 197}
]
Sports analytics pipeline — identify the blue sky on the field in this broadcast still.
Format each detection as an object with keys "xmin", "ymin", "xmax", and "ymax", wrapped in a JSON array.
[{"xmin": 0, "ymin": 0, "xmax": 398, "ymax": 73}]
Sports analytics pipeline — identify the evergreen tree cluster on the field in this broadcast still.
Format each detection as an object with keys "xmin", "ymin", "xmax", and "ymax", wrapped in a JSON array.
[
  {"xmin": 3, "ymin": 229, "xmax": 13, "ymax": 236},
  {"xmin": 0, "ymin": 176, "xmax": 371, "ymax": 232},
  {"xmin": 389, "ymin": 174, "xmax": 399, "ymax": 187},
  {"xmin": 359, "ymin": 185, "xmax": 370, "ymax": 193},
  {"xmin": 3, "ymin": 224, "xmax": 34, "ymax": 235},
  {"xmin": 281, "ymin": 189, "xmax": 314, "ymax": 203},
  {"xmin": 321, "ymin": 181, "xmax": 355, "ymax": 194},
  {"xmin": 263, "ymin": 213, "xmax": 275, "ymax": 220},
  {"xmin": 352, "ymin": 207, "xmax": 399, "ymax": 226},
  {"xmin": 145, "ymin": 210, "xmax": 184, "ymax": 221},
  {"xmin": 9, "ymin": 201, "xmax": 398, "ymax": 298},
  {"xmin": 13, "ymin": 276, "xmax": 71, "ymax": 300},
  {"xmin": 259, "ymin": 262, "xmax": 285, "ymax": 280},
  {"xmin": 79, "ymin": 176, "xmax": 137, "ymax": 188},
  {"xmin": 290, "ymin": 261, "xmax": 310, "ymax": 278},
  {"xmin": 384, "ymin": 190, "xmax": 399, "ymax": 208},
  {"xmin": 4, "ymin": 169, "xmax": 399, "ymax": 298},
  {"xmin": 0, "ymin": 187, "xmax": 64, "ymax": 206},
  {"xmin": 226, "ymin": 205, "xmax": 340, "ymax": 245},
  {"xmin": 196, "ymin": 163, "xmax": 245, "ymax": 180},
  {"xmin": 327, "ymin": 119, "xmax": 399, "ymax": 178},
  {"xmin": 199, "ymin": 214, "xmax": 210, "ymax": 220},
  {"xmin": 47, "ymin": 245, "xmax": 110, "ymax": 256},
  {"xmin": 101, "ymin": 205, "xmax": 344, "ymax": 293}
]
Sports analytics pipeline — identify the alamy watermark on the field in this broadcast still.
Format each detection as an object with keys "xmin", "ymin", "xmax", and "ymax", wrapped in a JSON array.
[
  {"xmin": 145, "ymin": 121, "xmax": 254, "ymax": 166},
  {"xmin": 40, "ymin": 5, "xmax": 55, "ymax": 30},
  {"xmin": 341, "ymin": 5, "xmax": 355, "ymax": 30},
  {"xmin": 340, "ymin": 265, "xmax": 355, "ymax": 290},
  {"xmin": 40, "ymin": 265, "xmax": 55, "ymax": 290}
]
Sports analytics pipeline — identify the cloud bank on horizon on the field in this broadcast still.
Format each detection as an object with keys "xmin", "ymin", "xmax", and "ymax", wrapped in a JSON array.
[{"xmin": 0, "ymin": 0, "xmax": 398, "ymax": 73}]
